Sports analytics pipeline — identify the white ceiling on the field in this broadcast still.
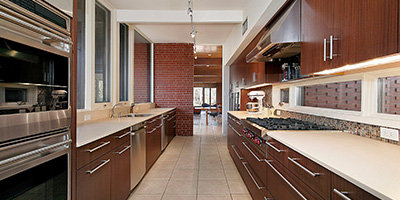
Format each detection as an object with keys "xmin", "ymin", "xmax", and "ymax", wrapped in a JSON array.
[
  {"xmin": 109, "ymin": 0, "xmax": 246, "ymax": 44},
  {"xmin": 109, "ymin": 0, "xmax": 247, "ymax": 10}
]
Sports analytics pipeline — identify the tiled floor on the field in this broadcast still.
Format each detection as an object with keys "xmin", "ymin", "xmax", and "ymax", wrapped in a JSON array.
[{"xmin": 128, "ymin": 113, "xmax": 251, "ymax": 200}]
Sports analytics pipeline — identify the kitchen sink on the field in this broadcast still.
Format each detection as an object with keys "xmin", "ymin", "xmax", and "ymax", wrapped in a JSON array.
[{"xmin": 122, "ymin": 113, "xmax": 153, "ymax": 118}]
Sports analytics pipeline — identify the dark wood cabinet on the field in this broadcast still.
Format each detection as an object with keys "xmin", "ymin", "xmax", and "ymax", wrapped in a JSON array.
[
  {"xmin": 77, "ymin": 153, "xmax": 112, "ymax": 200},
  {"xmin": 111, "ymin": 141, "xmax": 131, "ymax": 200},
  {"xmin": 166, "ymin": 110, "xmax": 176, "ymax": 144},
  {"xmin": 146, "ymin": 115, "xmax": 162, "ymax": 171},
  {"xmin": 332, "ymin": 174, "xmax": 379, "ymax": 200},
  {"xmin": 301, "ymin": 0, "xmax": 398, "ymax": 75}
]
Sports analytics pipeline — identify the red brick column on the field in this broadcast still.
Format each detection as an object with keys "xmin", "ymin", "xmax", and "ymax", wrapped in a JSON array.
[
  {"xmin": 154, "ymin": 43, "xmax": 194, "ymax": 136},
  {"xmin": 134, "ymin": 43, "xmax": 151, "ymax": 103}
]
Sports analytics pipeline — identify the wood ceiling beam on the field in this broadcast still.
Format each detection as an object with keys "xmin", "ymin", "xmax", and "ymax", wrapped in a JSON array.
[{"xmin": 194, "ymin": 76, "xmax": 222, "ymax": 83}]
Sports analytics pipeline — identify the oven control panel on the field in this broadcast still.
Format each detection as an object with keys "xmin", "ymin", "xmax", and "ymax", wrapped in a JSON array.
[{"xmin": 242, "ymin": 128, "xmax": 265, "ymax": 146}]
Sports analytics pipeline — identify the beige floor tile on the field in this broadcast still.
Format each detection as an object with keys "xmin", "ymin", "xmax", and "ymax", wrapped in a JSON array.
[
  {"xmin": 175, "ymin": 160, "xmax": 199, "ymax": 169},
  {"xmin": 231, "ymin": 194, "xmax": 253, "ymax": 200},
  {"xmin": 197, "ymin": 195, "xmax": 232, "ymax": 200},
  {"xmin": 197, "ymin": 180, "xmax": 230, "ymax": 195},
  {"xmin": 224, "ymin": 169, "xmax": 242, "ymax": 180},
  {"xmin": 145, "ymin": 167, "xmax": 174, "ymax": 180},
  {"xmin": 151, "ymin": 160, "xmax": 177, "ymax": 170},
  {"xmin": 162, "ymin": 195, "xmax": 197, "ymax": 200},
  {"xmin": 128, "ymin": 194, "xmax": 163, "ymax": 200},
  {"xmin": 199, "ymin": 168, "xmax": 226, "ymax": 180},
  {"xmin": 221, "ymin": 159, "xmax": 237, "ymax": 170},
  {"xmin": 134, "ymin": 179, "xmax": 169, "ymax": 194},
  {"xmin": 170, "ymin": 169, "xmax": 198, "ymax": 180},
  {"xmin": 199, "ymin": 161, "xmax": 223, "ymax": 170},
  {"xmin": 227, "ymin": 179, "xmax": 249, "ymax": 194},
  {"xmin": 164, "ymin": 180, "xmax": 197, "ymax": 195}
]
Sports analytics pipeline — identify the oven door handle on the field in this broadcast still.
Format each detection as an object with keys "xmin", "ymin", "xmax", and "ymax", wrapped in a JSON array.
[{"xmin": 0, "ymin": 139, "xmax": 72, "ymax": 167}]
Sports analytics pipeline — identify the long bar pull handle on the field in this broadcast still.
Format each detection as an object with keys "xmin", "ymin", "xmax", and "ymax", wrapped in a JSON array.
[
  {"xmin": 266, "ymin": 142, "xmax": 282, "ymax": 153},
  {"xmin": 0, "ymin": 139, "xmax": 72, "ymax": 166},
  {"xmin": 86, "ymin": 159, "xmax": 111, "ymax": 174},
  {"xmin": 86, "ymin": 141, "xmax": 110, "ymax": 153},
  {"xmin": 242, "ymin": 142, "xmax": 265, "ymax": 162},
  {"xmin": 323, "ymin": 38, "xmax": 327, "ymax": 61},
  {"xmin": 147, "ymin": 128, "xmax": 157, "ymax": 134},
  {"xmin": 288, "ymin": 157, "xmax": 320, "ymax": 177},
  {"xmin": 265, "ymin": 160, "xmax": 307, "ymax": 200},
  {"xmin": 117, "ymin": 131, "xmax": 131, "ymax": 139},
  {"xmin": 242, "ymin": 162, "xmax": 265, "ymax": 190},
  {"xmin": 330, "ymin": 35, "xmax": 338, "ymax": 60},
  {"xmin": 333, "ymin": 188, "xmax": 351, "ymax": 200},
  {"xmin": 117, "ymin": 146, "xmax": 131, "ymax": 155},
  {"xmin": 231, "ymin": 145, "xmax": 243, "ymax": 160},
  {"xmin": 228, "ymin": 124, "xmax": 242, "ymax": 137},
  {"xmin": 264, "ymin": 197, "xmax": 274, "ymax": 200}
]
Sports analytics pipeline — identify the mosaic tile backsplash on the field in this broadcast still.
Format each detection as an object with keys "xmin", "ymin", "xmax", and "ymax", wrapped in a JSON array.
[{"xmin": 278, "ymin": 110, "xmax": 400, "ymax": 145}]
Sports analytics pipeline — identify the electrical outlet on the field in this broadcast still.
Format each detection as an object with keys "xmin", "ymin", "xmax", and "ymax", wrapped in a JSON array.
[
  {"xmin": 380, "ymin": 127, "xmax": 399, "ymax": 141},
  {"xmin": 276, "ymin": 110, "xmax": 281, "ymax": 116},
  {"xmin": 84, "ymin": 114, "xmax": 91, "ymax": 121}
]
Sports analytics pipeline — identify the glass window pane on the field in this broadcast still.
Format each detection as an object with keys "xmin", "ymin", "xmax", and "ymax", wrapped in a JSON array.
[
  {"xmin": 378, "ymin": 75, "xmax": 400, "ymax": 115},
  {"xmin": 193, "ymin": 87, "xmax": 203, "ymax": 106},
  {"xmin": 204, "ymin": 88, "xmax": 210, "ymax": 105},
  {"xmin": 211, "ymin": 88, "xmax": 217, "ymax": 105},
  {"xmin": 94, "ymin": 2, "xmax": 110, "ymax": 103},
  {"xmin": 77, "ymin": 0, "xmax": 85, "ymax": 109},
  {"xmin": 281, "ymin": 88, "xmax": 289, "ymax": 103},
  {"xmin": 119, "ymin": 23, "xmax": 129, "ymax": 101},
  {"xmin": 134, "ymin": 31, "xmax": 151, "ymax": 103},
  {"xmin": 298, "ymin": 80, "xmax": 362, "ymax": 111}
]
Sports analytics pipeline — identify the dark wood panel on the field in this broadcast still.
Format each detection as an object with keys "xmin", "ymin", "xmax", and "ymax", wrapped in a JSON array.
[
  {"xmin": 71, "ymin": 0, "xmax": 78, "ymax": 199},
  {"xmin": 194, "ymin": 58, "xmax": 222, "ymax": 65},
  {"xmin": 332, "ymin": 174, "xmax": 379, "ymax": 200},
  {"xmin": 110, "ymin": 128, "xmax": 130, "ymax": 149},
  {"xmin": 266, "ymin": 137, "xmax": 290, "ymax": 167},
  {"xmin": 241, "ymin": 161, "xmax": 268, "ymax": 200},
  {"xmin": 111, "ymin": 141, "xmax": 131, "ymax": 200},
  {"xmin": 194, "ymin": 67, "xmax": 222, "ymax": 75},
  {"xmin": 239, "ymin": 140, "xmax": 267, "ymax": 186},
  {"xmin": 301, "ymin": 0, "xmax": 334, "ymax": 75},
  {"xmin": 265, "ymin": 62, "xmax": 282, "ymax": 83},
  {"xmin": 77, "ymin": 153, "xmax": 111, "ymax": 200},
  {"xmin": 194, "ymin": 76, "xmax": 222, "ymax": 83},
  {"xmin": 240, "ymin": 89, "xmax": 252, "ymax": 111},
  {"xmin": 146, "ymin": 125, "xmax": 162, "ymax": 171},
  {"xmin": 77, "ymin": 134, "xmax": 114, "ymax": 169}
]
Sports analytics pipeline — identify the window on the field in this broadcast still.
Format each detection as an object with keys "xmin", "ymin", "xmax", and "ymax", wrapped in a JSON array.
[
  {"xmin": 76, "ymin": 0, "xmax": 85, "ymax": 109},
  {"xmin": 119, "ymin": 23, "xmax": 129, "ymax": 102},
  {"xmin": 378, "ymin": 75, "xmax": 400, "ymax": 115},
  {"xmin": 94, "ymin": 2, "xmax": 111, "ymax": 103},
  {"xmin": 297, "ymin": 80, "xmax": 362, "ymax": 111},
  {"xmin": 204, "ymin": 88, "xmax": 210, "ymax": 105},
  {"xmin": 134, "ymin": 31, "xmax": 151, "ymax": 103},
  {"xmin": 281, "ymin": 88, "xmax": 289, "ymax": 103},
  {"xmin": 193, "ymin": 87, "xmax": 203, "ymax": 106},
  {"xmin": 211, "ymin": 88, "xmax": 217, "ymax": 105}
]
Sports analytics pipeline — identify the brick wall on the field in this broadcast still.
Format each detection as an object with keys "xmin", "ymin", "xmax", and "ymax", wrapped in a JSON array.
[
  {"xmin": 380, "ymin": 75, "xmax": 400, "ymax": 115},
  {"xmin": 154, "ymin": 43, "xmax": 194, "ymax": 136},
  {"xmin": 134, "ymin": 43, "xmax": 151, "ymax": 103}
]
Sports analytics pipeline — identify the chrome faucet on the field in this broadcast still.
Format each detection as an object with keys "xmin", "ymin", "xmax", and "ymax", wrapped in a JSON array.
[{"xmin": 111, "ymin": 103, "xmax": 123, "ymax": 118}]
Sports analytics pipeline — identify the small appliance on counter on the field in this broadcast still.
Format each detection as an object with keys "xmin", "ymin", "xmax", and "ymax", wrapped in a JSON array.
[{"xmin": 246, "ymin": 91, "xmax": 265, "ymax": 114}]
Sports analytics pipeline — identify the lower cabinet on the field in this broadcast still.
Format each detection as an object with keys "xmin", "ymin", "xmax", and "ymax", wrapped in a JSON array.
[
  {"xmin": 332, "ymin": 174, "xmax": 379, "ymax": 200},
  {"xmin": 111, "ymin": 141, "xmax": 131, "ymax": 200},
  {"xmin": 146, "ymin": 116, "xmax": 163, "ymax": 171}
]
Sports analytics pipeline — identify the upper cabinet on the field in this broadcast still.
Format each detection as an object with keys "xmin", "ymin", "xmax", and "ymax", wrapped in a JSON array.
[{"xmin": 301, "ymin": 0, "xmax": 399, "ymax": 75}]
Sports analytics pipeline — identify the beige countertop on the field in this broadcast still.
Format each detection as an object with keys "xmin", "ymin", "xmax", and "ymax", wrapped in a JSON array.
[
  {"xmin": 77, "ymin": 108, "xmax": 175, "ymax": 147},
  {"xmin": 228, "ymin": 111, "xmax": 400, "ymax": 200},
  {"xmin": 228, "ymin": 111, "xmax": 277, "ymax": 119}
]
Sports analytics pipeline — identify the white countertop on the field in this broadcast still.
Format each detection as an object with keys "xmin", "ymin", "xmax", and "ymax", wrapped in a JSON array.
[
  {"xmin": 77, "ymin": 108, "xmax": 175, "ymax": 147},
  {"xmin": 228, "ymin": 111, "xmax": 273, "ymax": 119},
  {"xmin": 228, "ymin": 111, "xmax": 400, "ymax": 200}
]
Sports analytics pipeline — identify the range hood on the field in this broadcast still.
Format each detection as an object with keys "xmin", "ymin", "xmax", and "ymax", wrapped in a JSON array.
[{"xmin": 246, "ymin": 0, "xmax": 301, "ymax": 63}]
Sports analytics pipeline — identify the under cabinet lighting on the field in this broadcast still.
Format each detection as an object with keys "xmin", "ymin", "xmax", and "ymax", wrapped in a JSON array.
[
  {"xmin": 314, "ymin": 53, "xmax": 400, "ymax": 75},
  {"xmin": 245, "ymin": 83, "xmax": 273, "ymax": 89}
]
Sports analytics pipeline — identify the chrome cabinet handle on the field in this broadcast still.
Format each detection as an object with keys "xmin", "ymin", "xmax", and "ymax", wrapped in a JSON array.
[
  {"xmin": 288, "ymin": 157, "xmax": 320, "ymax": 177},
  {"xmin": 330, "ymin": 35, "xmax": 338, "ymax": 60},
  {"xmin": 0, "ymin": 139, "xmax": 71, "ymax": 167},
  {"xmin": 324, "ymin": 38, "xmax": 327, "ymax": 61},
  {"xmin": 264, "ymin": 197, "xmax": 274, "ymax": 200},
  {"xmin": 231, "ymin": 145, "xmax": 243, "ymax": 160},
  {"xmin": 167, "ymin": 116, "xmax": 175, "ymax": 121},
  {"xmin": 228, "ymin": 116, "xmax": 241, "ymax": 125},
  {"xmin": 147, "ymin": 128, "xmax": 157, "ymax": 134},
  {"xmin": 86, "ymin": 159, "xmax": 110, "ymax": 174},
  {"xmin": 265, "ymin": 160, "xmax": 307, "ymax": 200},
  {"xmin": 163, "ymin": 114, "xmax": 169, "ymax": 120},
  {"xmin": 117, "ymin": 146, "xmax": 131, "ymax": 155},
  {"xmin": 85, "ymin": 141, "xmax": 110, "ymax": 153},
  {"xmin": 266, "ymin": 142, "xmax": 282, "ymax": 153},
  {"xmin": 156, "ymin": 124, "xmax": 163, "ymax": 129},
  {"xmin": 228, "ymin": 124, "xmax": 242, "ymax": 137},
  {"xmin": 242, "ymin": 142, "xmax": 265, "ymax": 162},
  {"xmin": 117, "ymin": 131, "xmax": 130, "ymax": 139},
  {"xmin": 242, "ymin": 162, "xmax": 265, "ymax": 190},
  {"xmin": 333, "ymin": 188, "xmax": 351, "ymax": 200}
]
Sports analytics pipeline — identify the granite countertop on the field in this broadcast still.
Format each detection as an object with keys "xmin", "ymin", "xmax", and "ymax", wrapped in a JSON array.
[
  {"xmin": 228, "ymin": 111, "xmax": 400, "ymax": 200},
  {"xmin": 77, "ymin": 108, "xmax": 175, "ymax": 147}
]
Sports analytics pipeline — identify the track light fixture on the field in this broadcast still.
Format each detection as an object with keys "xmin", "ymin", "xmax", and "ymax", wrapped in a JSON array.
[{"xmin": 188, "ymin": 0, "xmax": 197, "ymax": 59}]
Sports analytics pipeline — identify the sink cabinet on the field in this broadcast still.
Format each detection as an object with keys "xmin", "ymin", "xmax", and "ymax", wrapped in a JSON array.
[{"xmin": 146, "ymin": 115, "xmax": 163, "ymax": 171}]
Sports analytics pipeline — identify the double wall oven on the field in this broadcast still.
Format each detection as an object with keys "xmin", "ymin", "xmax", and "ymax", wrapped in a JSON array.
[{"xmin": 0, "ymin": 0, "xmax": 72, "ymax": 199}]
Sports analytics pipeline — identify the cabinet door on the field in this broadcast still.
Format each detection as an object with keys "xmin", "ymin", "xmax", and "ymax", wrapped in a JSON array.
[
  {"xmin": 333, "ymin": 0, "xmax": 398, "ymax": 67},
  {"xmin": 111, "ymin": 141, "xmax": 131, "ymax": 200},
  {"xmin": 77, "ymin": 153, "xmax": 111, "ymax": 200},
  {"xmin": 332, "ymin": 174, "xmax": 379, "ymax": 200},
  {"xmin": 301, "ymin": 0, "xmax": 334, "ymax": 75},
  {"xmin": 146, "ymin": 125, "xmax": 162, "ymax": 171}
]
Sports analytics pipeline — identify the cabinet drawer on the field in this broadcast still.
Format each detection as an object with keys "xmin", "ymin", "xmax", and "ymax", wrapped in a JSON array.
[
  {"xmin": 266, "ymin": 137, "xmax": 289, "ymax": 167},
  {"xmin": 77, "ymin": 134, "xmax": 114, "ymax": 169},
  {"xmin": 146, "ymin": 115, "xmax": 162, "ymax": 129},
  {"xmin": 111, "ymin": 141, "xmax": 131, "ymax": 200},
  {"xmin": 332, "ymin": 174, "xmax": 379, "ymax": 200},
  {"xmin": 288, "ymin": 150, "xmax": 331, "ymax": 199},
  {"xmin": 241, "ymin": 161, "xmax": 268, "ymax": 200},
  {"xmin": 239, "ymin": 140, "xmax": 267, "ymax": 186},
  {"xmin": 229, "ymin": 144, "xmax": 245, "ymax": 168},
  {"xmin": 228, "ymin": 114, "xmax": 242, "ymax": 132},
  {"xmin": 110, "ymin": 128, "xmax": 130, "ymax": 149},
  {"xmin": 267, "ymin": 155, "xmax": 324, "ymax": 200}
]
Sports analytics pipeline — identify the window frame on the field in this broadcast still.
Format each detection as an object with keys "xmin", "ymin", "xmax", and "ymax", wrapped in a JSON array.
[{"xmin": 118, "ymin": 23, "xmax": 129, "ymax": 103}]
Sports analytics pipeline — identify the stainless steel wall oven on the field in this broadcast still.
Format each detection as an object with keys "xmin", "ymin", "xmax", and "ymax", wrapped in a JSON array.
[{"xmin": 0, "ymin": 0, "xmax": 72, "ymax": 199}]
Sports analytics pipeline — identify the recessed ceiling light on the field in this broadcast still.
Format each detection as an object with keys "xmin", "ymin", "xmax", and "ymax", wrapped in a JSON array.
[
  {"xmin": 208, "ymin": 54, "xmax": 212, "ymax": 57},
  {"xmin": 206, "ymin": 64, "xmax": 210, "ymax": 67}
]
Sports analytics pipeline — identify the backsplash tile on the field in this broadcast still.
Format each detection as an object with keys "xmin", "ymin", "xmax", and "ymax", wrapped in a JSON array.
[{"xmin": 278, "ymin": 110, "xmax": 399, "ymax": 145}]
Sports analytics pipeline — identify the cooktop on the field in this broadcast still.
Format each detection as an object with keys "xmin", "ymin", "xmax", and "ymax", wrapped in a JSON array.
[{"xmin": 246, "ymin": 117, "xmax": 334, "ymax": 131}]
